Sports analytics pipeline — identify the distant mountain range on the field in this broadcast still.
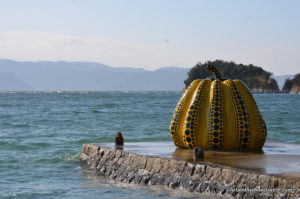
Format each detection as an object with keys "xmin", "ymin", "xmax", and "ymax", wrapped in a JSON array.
[
  {"xmin": 0, "ymin": 59, "xmax": 190, "ymax": 91},
  {"xmin": 0, "ymin": 59, "xmax": 294, "ymax": 91}
]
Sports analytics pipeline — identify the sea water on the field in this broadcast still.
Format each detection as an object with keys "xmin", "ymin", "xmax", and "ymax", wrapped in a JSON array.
[{"xmin": 0, "ymin": 92, "xmax": 299, "ymax": 199}]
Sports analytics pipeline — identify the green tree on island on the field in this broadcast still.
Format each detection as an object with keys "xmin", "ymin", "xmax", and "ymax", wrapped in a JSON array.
[{"xmin": 184, "ymin": 60, "xmax": 279, "ymax": 92}]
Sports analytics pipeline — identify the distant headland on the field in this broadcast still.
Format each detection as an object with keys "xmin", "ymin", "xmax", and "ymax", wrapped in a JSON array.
[
  {"xmin": 184, "ymin": 60, "xmax": 298, "ymax": 94},
  {"xmin": 283, "ymin": 74, "xmax": 300, "ymax": 94}
]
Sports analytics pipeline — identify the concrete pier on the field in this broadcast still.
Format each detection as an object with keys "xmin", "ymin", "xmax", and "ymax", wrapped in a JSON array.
[{"xmin": 80, "ymin": 142, "xmax": 300, "ymax": 199}]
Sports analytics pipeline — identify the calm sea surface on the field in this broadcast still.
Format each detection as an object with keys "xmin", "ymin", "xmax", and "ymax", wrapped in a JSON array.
[{"xmin": 0, "ymin": 92, "xmax": 299, "ymax": 199}]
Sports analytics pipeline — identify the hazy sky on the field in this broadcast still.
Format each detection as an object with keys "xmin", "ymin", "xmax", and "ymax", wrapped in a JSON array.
[{"xmin": 0, "ymin": 0, "xmax": 299, "ymax": 75}]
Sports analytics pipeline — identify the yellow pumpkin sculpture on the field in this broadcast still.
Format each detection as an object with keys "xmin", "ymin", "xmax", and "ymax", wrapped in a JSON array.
[{"xmin": 170, "ymin": 65, "xmax": 267, "ymax": 151}]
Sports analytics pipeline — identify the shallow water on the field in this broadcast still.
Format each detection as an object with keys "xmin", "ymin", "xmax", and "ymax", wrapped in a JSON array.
[{"xmin": 0, "ymin": 92, "xmax": 299, "ymax": 198}]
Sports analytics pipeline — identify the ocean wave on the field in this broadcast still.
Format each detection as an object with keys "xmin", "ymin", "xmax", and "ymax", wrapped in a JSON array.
[
  {"xmin": 264, "ymin": 140, "xmax": 300, "ymax": 154},
  {"xmin": 0, "ymin": 122, "xmax": 32, "ymax": 128},
  {"xmin": 60, "ymin": 153, "xmax": 81, "ymax": 162},
  {"xmin": 31, "ymin": 142, "xmax": 50, "ymax": 148}
]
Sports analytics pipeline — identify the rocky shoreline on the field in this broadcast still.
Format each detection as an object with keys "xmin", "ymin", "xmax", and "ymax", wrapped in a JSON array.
[{"xmin": 80, "ymin": 144, "xmax": 299, "ymax": 199}]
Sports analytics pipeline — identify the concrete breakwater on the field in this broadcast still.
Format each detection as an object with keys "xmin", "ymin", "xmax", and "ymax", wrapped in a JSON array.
[{"xmin": 80, "ymin": 143, "xmax": 299, "ymax": 199}]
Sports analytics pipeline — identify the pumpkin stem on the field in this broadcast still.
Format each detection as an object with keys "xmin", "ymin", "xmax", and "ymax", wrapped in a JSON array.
[{"xmin": 206, "ymin": 65, "xmax": 224, "ymax": 80}]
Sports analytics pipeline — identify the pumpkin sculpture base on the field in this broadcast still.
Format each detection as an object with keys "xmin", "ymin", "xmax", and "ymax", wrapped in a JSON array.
[{"xmin": 80, "ymin": 141, "xmax": 300, "ymax": 198}]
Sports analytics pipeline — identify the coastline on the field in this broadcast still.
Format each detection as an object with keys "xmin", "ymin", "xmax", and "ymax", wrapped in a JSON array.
[{"xmin": 80, "ymin": 142, "xmax": 300, "ymax": 198}]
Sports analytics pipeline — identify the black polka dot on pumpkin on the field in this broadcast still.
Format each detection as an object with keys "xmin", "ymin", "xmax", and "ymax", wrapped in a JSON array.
[
  {"xmin": 214, "ymin": 119, "xmax": 219, "ymax": 123},
  {"xmin": 213, "ymin": 132, "xmax": 219, "ymax": 136},
  {"xmin": 186, "ymin": 137, "xmax": 191, "ymax": 142},
  {"xmin": 213, "ymin": 138, "xmax": 219, "ymax": 143},
  {"xmin": 185, "ymin": 130, "xmax": 190, "ymax": 135},
  {"xmin": 243, "ymin": 137, "xmax": 248, "ymax": 142},
  {"xmin": 214, "ymin": 112, "xmax": 219, "ymax": 117},
  {"xmin": 186, "ymin": 123, "xmax": 190, "ymax": 128},
  {"xmin": 214, "ymin": 125, "xmax": 219, "ymax": 130}
]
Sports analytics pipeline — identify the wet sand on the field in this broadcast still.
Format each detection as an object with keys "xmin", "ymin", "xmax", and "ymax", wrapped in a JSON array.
[{"xmin": 100, "ymin": 141, "xmax": 300, "ymax": 178}]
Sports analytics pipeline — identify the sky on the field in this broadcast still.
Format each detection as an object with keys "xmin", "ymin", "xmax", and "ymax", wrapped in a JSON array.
[{"xmin": 0, "ymin": 0, "xmax": 299, "ymax": 75}]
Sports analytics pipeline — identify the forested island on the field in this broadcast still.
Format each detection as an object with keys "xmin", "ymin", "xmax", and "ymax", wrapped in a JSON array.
[
  {"xmin": 283, "ymin": 73, "xmax": 300, "ymax": 94},
  {"xmin": 184, "ymin": 60, "xmax": 280, "ymax": 93}
]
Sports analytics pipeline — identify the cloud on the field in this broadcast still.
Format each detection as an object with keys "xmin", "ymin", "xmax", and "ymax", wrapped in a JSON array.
[{"xmin": 0, "ymin": 31, "xmax": 197, "ymax": 69}]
